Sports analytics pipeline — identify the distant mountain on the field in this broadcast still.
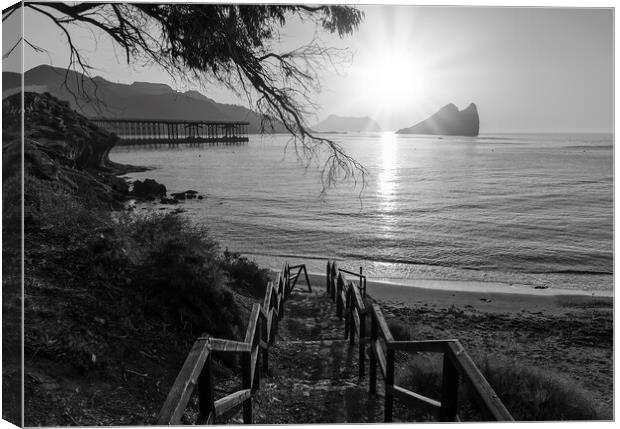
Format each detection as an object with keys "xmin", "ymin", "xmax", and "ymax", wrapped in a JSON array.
[
  {"xmin": 396, "ymin": 103, "xmax": 479, "ymax": 137},
  {"xmin": 3, "ymin": 71, "xmax": 20, "ymax": 90},
  {"xmin": 313, "ymin": 114, "xmax": 381, "ymax": 133},
  {"xmin": 3, "ymin": 65, "xmax": 287, "ymax": 133}
]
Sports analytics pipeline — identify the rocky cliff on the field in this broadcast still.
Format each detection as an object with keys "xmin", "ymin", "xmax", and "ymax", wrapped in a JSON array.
[
  {"xmin": 3, "ymin": 92, "xmax": 140, "ymax": 209},
  {"xmin": 396, "ymin": 103, "xmax": 479, "ymax": 137}
]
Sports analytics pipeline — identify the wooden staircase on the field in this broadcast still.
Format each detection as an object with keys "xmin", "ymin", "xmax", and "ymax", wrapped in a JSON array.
[
  {"xmin": 157, "ymin": 262, "xmax": 513, "ymax": 425},
  {"xmin": 251, "ymin": 287, "xmax": 383, "ymax": 424}
]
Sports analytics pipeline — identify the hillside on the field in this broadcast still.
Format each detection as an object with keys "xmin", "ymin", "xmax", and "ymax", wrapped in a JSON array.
[
  {"xmin": 2, "ymin": 90, "xmax": 267, "ymax": 425},
  {"xmin": 3, "ymin": 65, "xmax": 288, "ymax": 133},
  {"xmin": 313, "ymin": 114, "xmax": 381, "ymax": 133}
]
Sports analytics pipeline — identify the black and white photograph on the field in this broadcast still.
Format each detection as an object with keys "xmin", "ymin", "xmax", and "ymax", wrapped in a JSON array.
[{"xmin": 1, "ymin": 0, "xmax": 615, "ymax": 425}]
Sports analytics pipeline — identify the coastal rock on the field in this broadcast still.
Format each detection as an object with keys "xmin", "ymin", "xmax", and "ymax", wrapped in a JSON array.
[
  {"xmin": 396, "ymin": 103, "xmax": 479, "ymax": 137},
  {"xmin": 131, "ymin": 179, "xmax": 167, "ymax": 200},
  {"xmin": 107, "ymin": 175, "xmax": 130, "ymax": 194},
  {"xmin": 4, "ymin": 92, "xmax": 120, "ymax": 170},
  {"xmin": 171, "ymin": 190, "xmax": 202, "ymax": 200},
  {"xmin": 160, "ymin": 197, "xmax": 179, "ymax": 205},
  {"xmin": 3, "ymin": 92, "xmax": 134, "ymax": 210}
]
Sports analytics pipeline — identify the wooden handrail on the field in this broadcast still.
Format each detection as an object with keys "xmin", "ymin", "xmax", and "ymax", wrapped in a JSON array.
[
  {"xmin": 206, "ymin": 338, "xmax": 252, "ymax": 353},
  {"xmin": 162, "ymin": 260, "xmax": 512, "ymax": 424},
  {"xmin": 157, "ymin": 339, "xmax": 211, "ymax": 425},
  {"xmin": 445, "ymin": 341, "xmax": 514, "ymax": 421},
  {"xmin": 370, "ymin": 304, "xmax": 394, "ymax": 343},
  {"xmin": 214, "ymin": 389, "xmax": 252, "ymax": 417},
  {"xmin": 390, "ymin": 385, "xmax": 441, "ymax": 410},
  {"xmin": 327, "ymin": 259, "xmax": 513, "ymax": 423},
  {"xmin": 330, "ymin": 264, "xmax": 367, "ymax": 381},
  {"xmin": 244, "ymin": 304, "xmax": 261, "ymax": 344},
  {"xmin": 158, "ymin": 263, "xmax": 311, "ymax": 425},
  {"xmin": 338, "ymin": 268, "xmax": 366, "ymax": 279},
  {"xmin": 337, "ymin": 267, "xmax": 367, "ymax": 297}
]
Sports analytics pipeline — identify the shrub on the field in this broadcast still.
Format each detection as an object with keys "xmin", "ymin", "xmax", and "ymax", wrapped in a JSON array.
[
  {"xmin": 396, "ymin": 352, "xmax": 603, "ymax": 421},
  {"xmin": 24, "ymin": 173, "xmax": 109, "ymax": 238},
  {"xmin": 126, "ymin": 214, "xmax": 242, "ymax": 340},
  {"xmin": 479, "ymin": 359, "xmax": 602, "ymax": 421},
  {"xmin": 220, "ymin": 249, "xmax": 270, "ymax": 298},
  {"xmin": 25, "ymin": 188, "xmax": 245, "ymax": 375}
]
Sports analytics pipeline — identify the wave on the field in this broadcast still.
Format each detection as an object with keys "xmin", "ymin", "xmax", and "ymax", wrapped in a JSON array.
[
  {"xmin": 244, "ymin": 251, "xmax": 344, "ymax": 262},
  {"xmin": 563, "ymin": 145, "xmax": 613, "ymax": 150},
  {"xmin": 542, "ymin": 270, "xmax": 613, "ymax": 276}
]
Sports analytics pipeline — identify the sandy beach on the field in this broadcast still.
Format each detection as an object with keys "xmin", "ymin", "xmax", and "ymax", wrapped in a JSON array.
[
  {"xmin": 296, "ymin": 272, "xmax": 613, "ymax": 317},
  {"xmin": 285, "ymin": 270, "xmax": 613, "ymax": 418}
]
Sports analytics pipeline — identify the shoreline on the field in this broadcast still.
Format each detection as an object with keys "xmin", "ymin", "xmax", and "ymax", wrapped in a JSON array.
[{"xmin": 287, "ymin": 272, "xmax": 613, "ymax": 317}]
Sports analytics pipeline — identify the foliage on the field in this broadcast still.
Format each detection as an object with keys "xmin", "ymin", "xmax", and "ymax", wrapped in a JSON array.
[
  {"xmin": 23, "ymin": 173, "xmax": 248, "ymax": 375},
  {"xmin": 128, "ymin": 213, "xmax": 242, "ymax": 340},
  {"xmin": 220, "ymin": 249, "xmax": 270, "ymax": 298},
  {"xmin": 6, "ymin": 2, "xmax": 367, "ymax": 189},
  {"xmin": 390, "ymin": 319, "xmax": 604, "ymax": 421},
  {"xmin": 478, "ymin": 358, "xmax": 602, "ymax": 421}
]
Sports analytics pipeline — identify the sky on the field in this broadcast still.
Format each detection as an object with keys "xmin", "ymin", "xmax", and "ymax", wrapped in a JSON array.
[{"xmin": 2, "ymin": 1, "xmax": 614, "ymax": 133}]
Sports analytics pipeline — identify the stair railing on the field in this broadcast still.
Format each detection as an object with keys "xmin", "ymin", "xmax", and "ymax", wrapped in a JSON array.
[
  {"xmin": 326, "ymin": 260, "xmax": 513, "ymax": 423},
  {"xmin": 157, "ymin": 262, "xmax": 310, "ymax": 425}
]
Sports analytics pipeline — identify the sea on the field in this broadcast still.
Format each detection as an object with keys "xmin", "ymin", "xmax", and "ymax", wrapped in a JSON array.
[{"xmin": 109, "ymin": 132, "xmax": 614, "ymax": 296}]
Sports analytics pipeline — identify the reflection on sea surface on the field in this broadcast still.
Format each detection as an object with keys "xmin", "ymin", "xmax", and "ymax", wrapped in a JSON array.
[{"xmin": 111, "ymin": 132, "xmax": 613, "ymax": 293}]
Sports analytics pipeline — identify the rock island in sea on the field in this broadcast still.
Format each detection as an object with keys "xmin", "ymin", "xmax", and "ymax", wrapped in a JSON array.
[{"xmin": 396, "ymin": 103, "xmax": 480, "ymax": 137}]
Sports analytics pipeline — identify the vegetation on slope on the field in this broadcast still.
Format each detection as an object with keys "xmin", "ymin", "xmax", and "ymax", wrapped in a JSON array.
[{"xmin": 2, "ymin": 91, "xmax": 269, "ymax": 425}]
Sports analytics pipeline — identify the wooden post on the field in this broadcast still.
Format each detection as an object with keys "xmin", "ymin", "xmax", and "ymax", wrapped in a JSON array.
[
  {"xmin": 198, "ymin": 353, "xmax": 215, "ymax": 424},
  {"xmin": 326, "ymin": 262, "xmax": 331, "ymax": 294},
  {"xmin": 385, "ymin": 349, "xmax": 395, "ymax": 422},
  {"xmin": 330, "ymin": 262, "xmax": 338, "ymax": 301},
  {"xmin": 242, "ymin": 352, "xmax": 252, "ymax": 424},
  {"xmin": 336, "ymin": 274, "xmax": 344, "ymax": 319},
  {"xmin": 285, "ymin": 264, "xmax": 290, "ymax": 295},
  {"xmin": 270, "ymin": 291, "xmax": 278, "ymax": 344},
  {"xmin": 252, "ymin": 316, "xmax": 261, "ymax": 392},
  {"xmin": 369, "ymin": 313, "xmax": 377, "ymax": 394},
  {"xmin": 262, "ymin": 313, "xmax": 269, "ymax": 375},
  {"xmin": 344, "ymin": 286, "xmax": 350, "ymax": 340},
  {"xmin": 439, "ymin": 352, "xmax": 459, "ymax": 421},
  {"xmin": 303, "ymin": 265, "xmax": 312, "ymax": 292},
  {"xmin": 359, "ymin": 310, "xmax": 366, "ymax": 380},
  {"xmin": 360, "ymin": 266, "xmax": 366, "ymax": 297},
  {"xmin": 277, "ymin": 277, "xmax": 284, "ymax": 319}
]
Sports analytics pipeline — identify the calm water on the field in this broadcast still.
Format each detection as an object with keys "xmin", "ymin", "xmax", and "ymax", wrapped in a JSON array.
[{"xmin": 110, "ymin": 133, "xmax": 613, "ymax": 294}]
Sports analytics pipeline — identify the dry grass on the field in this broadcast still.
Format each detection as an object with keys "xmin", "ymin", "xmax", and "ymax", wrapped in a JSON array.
[{"xmin": 389, "ymin": 319, "xmax": 607, "ymax": 421}]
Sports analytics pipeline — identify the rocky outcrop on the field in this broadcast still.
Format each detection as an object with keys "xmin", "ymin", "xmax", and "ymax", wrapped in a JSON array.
[
  {"xmin": 3, "ymin": 92, "xmax": 140, "ymax": 209},
  {"xmin": 170, "ymin": 190, "xmax": 202, "ymax": 201},
  {"xmin": 396, "ymin": 103, "xmax": 479, "ymax": 137},
  {"xmin": 131, "ymin": 179, "xmax": 167, "ymax": 200},
  {"xmin": 4, "ymin": 92, "xmax": 119, "ymax": 170}
]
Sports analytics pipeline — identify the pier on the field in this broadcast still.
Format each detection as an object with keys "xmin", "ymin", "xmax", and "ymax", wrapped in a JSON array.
[{"xmin": 90, "ymin": 118, "xmax": 250, "ymax": 145}]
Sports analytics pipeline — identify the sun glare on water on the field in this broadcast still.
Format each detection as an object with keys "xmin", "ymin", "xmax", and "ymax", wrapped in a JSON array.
[{"xmin": 378, "ymin": 132, "xmax": 397, "ymax": 210}]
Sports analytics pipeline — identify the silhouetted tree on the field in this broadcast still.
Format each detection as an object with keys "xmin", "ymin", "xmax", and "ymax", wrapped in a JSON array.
[{"xmin": 3, "ymin": 2, "xmax": 367, "ymax": 188}]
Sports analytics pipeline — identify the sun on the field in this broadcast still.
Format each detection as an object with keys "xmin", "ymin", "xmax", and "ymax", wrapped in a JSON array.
[{"xmin": 353, "ymin": 50, "xmax": 431, "ymax": 115}]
